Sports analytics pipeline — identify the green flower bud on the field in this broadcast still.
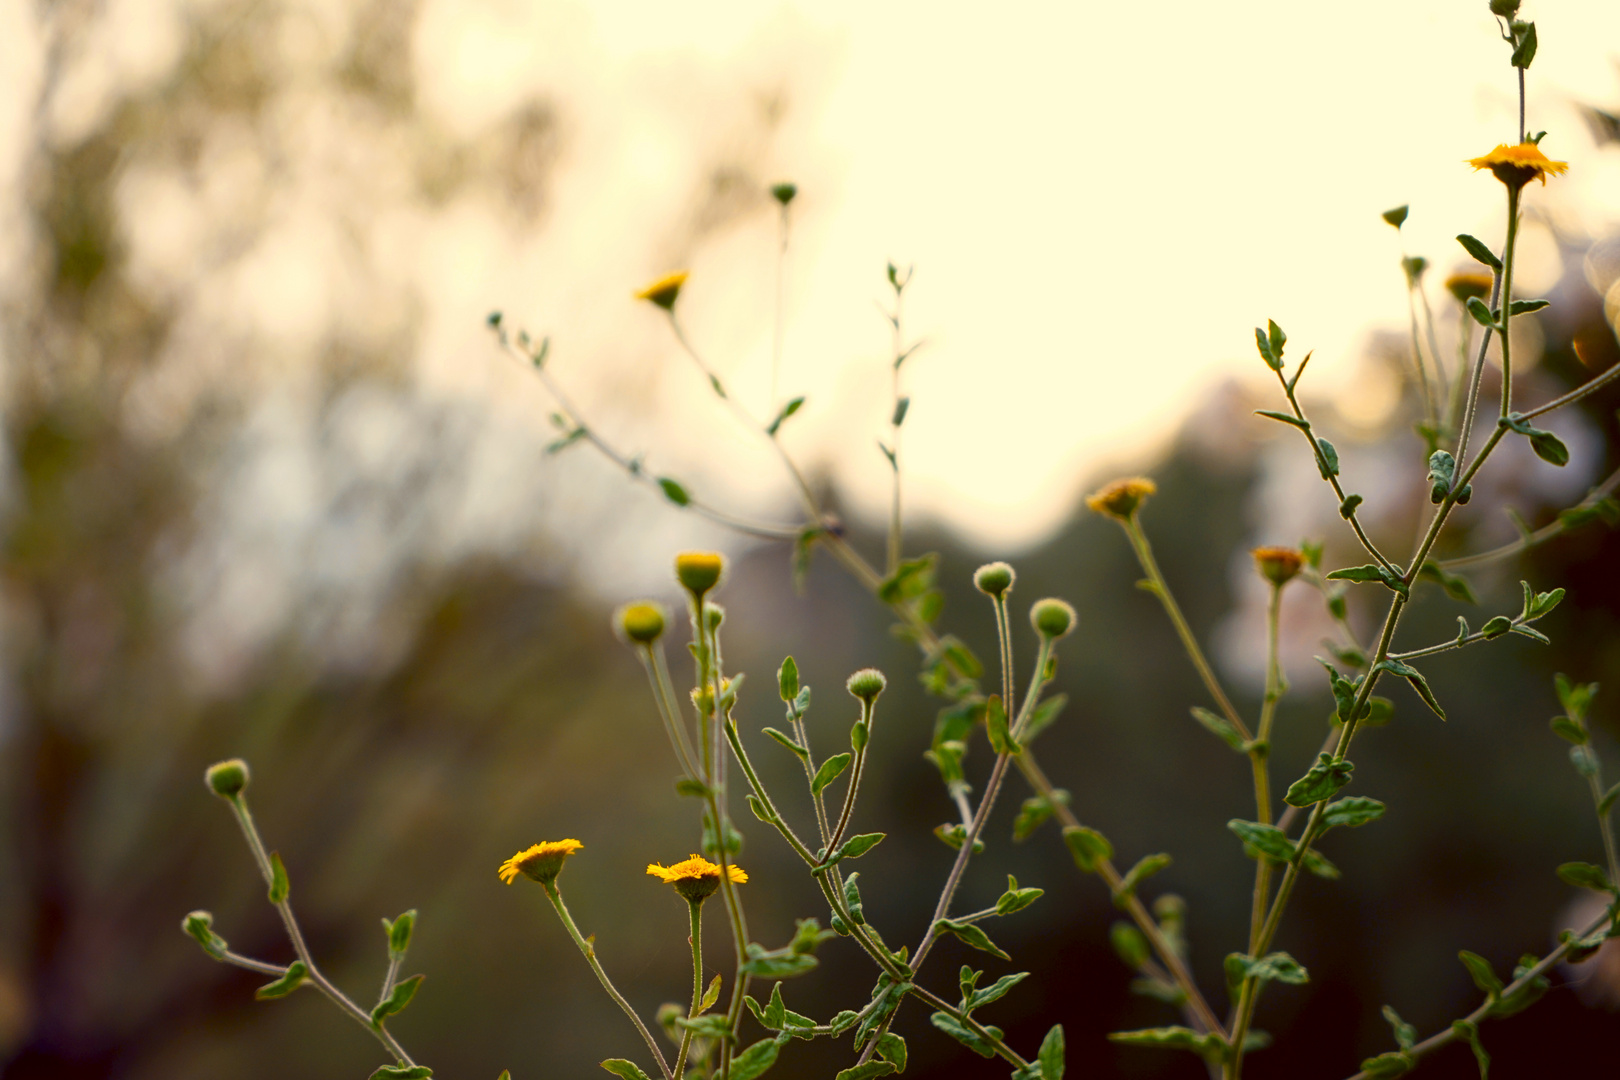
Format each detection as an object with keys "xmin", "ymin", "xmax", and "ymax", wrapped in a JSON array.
[
  {"xmin": 183, "ymin": 910, "xmax": 227, "ymax": 958},
  {"xmin": 705, "ymin": 603, "xmax": 725, "ymax": 632},
  {"xmin": 771, "ymin": 182, "xmax": 798, "ymax": 206},
  {"xmin": 846, "ymin": 668, "xmax": 887, "ymax": 704},
  {"xmin": 205, "ymin": 759, "xmax": 249, "ymax": 799},
  {"xmin": 1489, "ymin": 0, "xmax": 1519, "ymax": 17},
  {"xmin": 1030, "ymin": 599, "xmax": 1077, "ymax": 640},
  {"xmin": 616, "ymin": 601, "xmax": 667, "ymax": 645},
  {"xmin": 973, "ymin": 561, "xmax": 1015, "ymax": 598},
  {"xmin": 675, "ymin": 551, "xmax": 725, "ymax": 599}
]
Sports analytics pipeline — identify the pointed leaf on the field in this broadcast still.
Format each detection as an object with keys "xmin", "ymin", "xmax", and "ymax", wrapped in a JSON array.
[
  {"xmin": 811, "ymin": 753, "xmax": 852, "ymax": 796},
  {"xmin": 371, "ymin": 974, "xmax": 425, "ymax": 1026},
  {"xmin": 599, "ymin": 1064, "xmax": 652, "ymax": 1080},
  {"xmin": 1456, "ymin": 233, "xmax": 1502, "ymax": 271},
  {"xmin": 934, "ymin": 918, "xmax": 1011, "ymax": 961},
  {"xmin": 1039, "ymin": 1024, "xmax": 1066, "ymax": 1080}
]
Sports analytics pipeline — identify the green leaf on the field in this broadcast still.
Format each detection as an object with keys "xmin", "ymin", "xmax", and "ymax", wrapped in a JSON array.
[
  {"xmin": 1062, "ymin": 826, "xmax": 1113, "ymax": 872},
  {"xmin": 995, "ymin": 875, "xmax": 1044, "ymax": 915},
  {"xmin": 255, "ymin": 960, "xmax": 309, "ymax": 1000},
  {"xmin": 1339, "ymin": 493, "xmax": 1364, "ymax": 519},
  {"xmin": 1481, "ymin": 615, "xmax": 1513, "ymax": 640},
  {"xmin": 1572, "ymin": 744, "xmax": 1600, "ymax": 779},
  {"xmin": 182, "ymin": 911, "xmax": 228, "ymax": 959},
  {"xmin": 832, "ymin": 833, "xmax": 886, "ymax": 863},
  {"xmin": 964, "ymin": 971, "xmax": 1030, "ymax": 1013},
  {"xmin": 1107, "ymin": 1026, "xmax": 1223, "ymax": 1060},
  {"xmin": 1255, "ymin": 327, "xmax": 1281, "ymax": 370},
  {"xmin": 1398, "ymin": 666, "xmax": 1447, "ymax": 721},
  {"xmin": 729, "ymin": 1037, "xmax": 781, "ymax": 1080},
  {"xmin": 1599, "ymin": 781, "xmax": 1620, "ymax": 816},
  {"xmin": 1285, "ymin": 753, "xmax": 1355, "ymax": 807},
  {"xmin": 1316, "ymin": 437, "xmax": 1341, "ymax": 479},
  {"xmin": 1110, "ymin": 923, "xmax": 1150, "ymax": 969},
  {"xmin": 1382, "ymin": 1005, "xmax": 1417, "ymax": 1052},
  {"xmin": 877, "ymin": 553, "xmax": 937, "ymax": 604},
  {"xmin": 1236, "ymin": 951, "xmax": 1309, "ymax": 985},
  {"xmin": 1019, "ymin": 693, "xmax": 1066, "ymax": 746},
  {"xmin": 778, "ymin": 656, "xmax": 799, "ymax": 702},
  {"xmin": 1012, "ymin": 791, "xmax": 1069, "ymax": 842},
  {"xmin": 1327, "ymin": 563, "xmax": 1387, "ymax": 583},
  {"xmin": 791, "ymin": 527, "xmax": 819, "ymax": 593},
  {"xmin": 1318, "ymin": 659, "xmax": 1361, "ymax": 724},
  {"xmin": 762, "ymin": 728, "xmax": 808, "ymax": 759},
  {"xmin": 1039, "ymin": 1024, "xmax": 1066, "ymax": 1080},
  {"xmin": 599, "ymin": 1062, "xmax": 652, "ymax": 1080},
  {"xmin": 1556, "ymin": 861, "xmax": 1616, "ymax": 893},
  {"xmin": 699, "ymin": 973, "xmax": 722, "ymax": 1014},
  {"xmin": 842, "ymin": 875, "xmax": 866, "ymax": 925},
  {"xmin": 1510, "ymin": 19, "xmax": 1537, "ymax": 67},
  {"xmin": 985, "ymin": 695, "xmax": 1020, "ymax": 756},
  {"xmin": 1360, "ymin": 1051, "xmax": 1415, "ymax": 1078},
  {"xmin": 891, "ymin": 397, "xmax": 910, "ymax": 427},
  {"xmin": 676, "ymin": 778, "xmax": 713, "ymax": 798},
  {"xmin": 1228, "ymin": 820, "xmax": 1296, "ymax": 863},
  {"xmin": 1382, "ymin": 205, "xmax": 1409, "ymax": 228},
  {"xmin": 1507, "ymin": 298, "xmax": 1549, "ymax": 316},
  {"xmin": 746, "ymin": 793, "xmax": 773, "ymax": 823},
  {"xmin": 876, "ymin": 1031, "xmax": 907, "ymax": 1071},
  {"xmin": 739, "ymin": 951, "xmax": 818, "ymax": 979},
  {"xmin": 1451, "ymin": 1018, "xmax": 1491, "ymax": 1079},
  {"xmin": 1191, "ymin": 706, "xmax": 1245, "ymax": 751},
  {"xmin": 1114, "ymin": 854, "xmax": 1171, "ymax": 907},
  {"xmin": 385, "ymin": 910, "xmax": 416, "ymax": 956},
  {"xmin": 1418, "ymin": 561, "xmax": 1478, "ymax": 604},
  {"xmin": 929, "ymin": 1012, "xmax": 1002, "ymax": 1058},
  {"xmin": 1529, "ymin": 430, "xmax": 1570, "ymax": 467},
  {"xmin": 1458, "ymin": 950, "xmax": 1503, "ymax": 997},
  {"xmin": 371, "ymin": 973, "xmax": 424, "ymax": 1027},
  {"xmin": 1268, "ymin": 319, "xmax": 1287, "ymax": 360},
  {"xmin": 268, "ymin": 852, "xmax": 290, "ymax": 905},
  {"xmin": 828, "ymin": 1010, "xmax": 861, "ymax": 1035},
  {"xmin": 369, "ymin": 1068, "xmax": 433, "ymax": 1080},
  {"xmin": 766, "ymin": 396, "xmax": 806, "ymax": 436},
  {"xmin": 1254, "ymin": 409, "xmax": 1309, "ymax": 430},
  {"xmin": 1322, "ymin": 796, "xmax": 1386, "ymax": 829},
  {"xmin": 1466, "ymin": 296, "xmax": 1498, "ymax": 328},
  {"xmin": 1456, "ymin": 233, "xmax": 1503, "ymax": 271},
  {"xmin": 934, "ymin": 918, "xmax": 1011, "ymax": 961},
  {"xmin": 1527, "ymin": 586, "xmax": 1566, "ymax": 619},
  {"xmin": 833, "ymin": 1065, "xmax": 896, "ymax": 1080},
  {"xmin": 658, "ymin": 478, "xmax": 691, "ymax": 506},
  {"xmin": 811, "ymin": 753, "xmax": 852, "ymax": 796},
  {"xmin": 1550, "ymin": 716, "xmax": 1588, "ymax": 745}
]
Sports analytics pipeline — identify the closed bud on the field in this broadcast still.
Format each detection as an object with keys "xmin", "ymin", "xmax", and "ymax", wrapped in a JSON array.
[
  {"xmin": 846, "ymin": 668, "xmax": 887, "ymax": 704},
  {"xmin": 615, "ymin": 601, "xmax": 667, "ymax": 645},
  {"xmin": 183, "ymin": 910, "xmax": 228, "ymax": 958},
  {"xmin": 771, "ymin": 182, "xmax": 798, "ymax": 206},
  {"xmin": 1489, "ymin": 0, "xmax": 1519, "ymax": 17},
  {"xmin": 705, "ymin": 604, "xmax": 725, "ymax": 632},
  {"xmin": 1445, "ymin": 271, "xmax": 1494, "ymax": 302},
  {"xmin": 674, "ymin": 551, "xmax": 725, "ymax": 599},
  {"xmin": 1381, "ymin": 204, "xmax": 1409, "ymax": 229},
  {"xmin": 1085, "ymin": 477, "xmax": 1156, "ymax": 521},
  {"xmin": 973, "ymin": 561, "xmax": 1015, "ymax": 598},
  {"xmin": 1251, "ymin": 546, "xmax": 1305, "ymax": 587},
  {"xmin": 205, "ymin": 759, "xmax": 249, "ymax": 799},
  {"xmin": 1030, "ymin": 599, "xmax": 1077, "ymax": 640},
  {"xmin": 634, "ymin": 271, "xmax": 689, "ymax": 311}
]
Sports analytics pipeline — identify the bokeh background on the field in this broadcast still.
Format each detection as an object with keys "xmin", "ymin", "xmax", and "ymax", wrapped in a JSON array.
[{"xmin": 5, "ymin": 1, "xmax": 1620, "ymax": 1077}]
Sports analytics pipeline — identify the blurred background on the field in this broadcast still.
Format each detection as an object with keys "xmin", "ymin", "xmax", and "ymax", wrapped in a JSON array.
[{"xmin": 5, "ymin": 1, "xmax": 1620, "ymax": 1077}]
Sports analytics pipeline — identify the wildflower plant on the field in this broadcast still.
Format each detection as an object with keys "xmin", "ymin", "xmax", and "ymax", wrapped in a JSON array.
[{"xmin": 182, "ymin": 4, "xmax": 1620, "ymax": 1078}]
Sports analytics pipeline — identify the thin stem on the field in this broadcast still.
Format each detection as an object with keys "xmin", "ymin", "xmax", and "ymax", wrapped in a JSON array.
[
  {"xmin": 1123, "ymin": 517, "xmax": 1253, "ymax": 741},
  {"xmin": 772, "ymin": 202, "xmax": 789, "ymax": 411},
  {"xmin": 993, "ymin": 595, "xmax": 1017, "ymax": 726},
  {"xmin": 379, "ymin": 952, "xmax": 402, "ymax": 1004},
  {"xmin": 1518, "ymin": 359, "xmax": 1620, "ymax": 421},
  {"xmin": 886, "ymin": 290, "xmax": 906, "ymax": 576},
  {"xmin": 1588, "ymin": 768, "xmax": 1620, "ymax": 890},
  {"xmin": 219, "ymin": 951, "xmax": 291, "ymax": 977},
  {"xmin": 544, "ymin": 882, "xmax": 673, "ymax": 1080},
  {"xmin": 826, "ymin": 698, "xmax": 876, "ymax": 856},
  {"xmin": 1405, "ymin": 277, "xmax": 1439, "ymax": 430},
  {"xmin": 909, "ymin": 984, "xmax": 1032, "ymax": 1069},
  {"xmin": 1498, "ymin": 186, "xmax": 1521, "ymax": 419},
  {"xmin": 641, "ymin": 644, "xmax": 702, "ymax": 782},
  {"xmin": 1247, "ymin": 584, "xmax": 1285, "ymax": 952},
  {"xmin": 1419, "ymin": 280, "xmax": 1450, "ymax": 412},
  {"xmin": 674, "ymin": 900, "xmax": 704, "ymax": 1080},
  {"xmin": 227, "ymin": 798, "xmax": 416, "ymax": 1067}
]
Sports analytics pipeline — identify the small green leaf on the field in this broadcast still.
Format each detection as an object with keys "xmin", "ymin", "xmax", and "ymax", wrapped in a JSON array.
[
  {"xmin": 1327, "ymin": 564, "xmax": 1388, "ymax": 584},
  {"xmin": 766, "ymin": 396, "xmax": 806, "ymax": 437},
  {"xmin": 1191, "ymin": 706, "xmax": 1245, "ymax": 751},
  {"xmin": 929, "ymin": 1012, "xmax": 1002, "ymax": 1058},
  {"xmin": 1228, "ymin": 819, "xmax": 1295, "ymax": 863},
  {"xmin": 1062, "ymin": 826, "xmax": 1112, "ymax": 872},
  {"xmin": 369, "ymin": 1068, "xmax": 433, "ymax": 1080},
  {"xmin": 1039, "ymin": 1024, "xmax": 1066, "ymax": 1080},
  {"xmin": 1321, "ymin": 796, "xmax": 1386, "ymax": 829},
  {"xmin": 985, "ymin": 695, "xmax": 1021, "ymax": 756},
  {"xmin": 255, "ymin": 960, "xmax": 308, "ymax": 1000},
  {"xmin": 1529, "ymin": 430, "xmax": 1570, "ymax": 467},
  {"xmin": 1114, "ymin": 854, "xmax": 1172, "ymax": 908},
  {"xmin": 1383, "ymin": 1005, "xmax": 1417, "ymax": 1052},
  {"xmin": 1339, "ymin": 493, "xmax": 1364, "ymax": 518},
  {"xmin": 385, "ymin": 910, "xmax": 416, "ymax": 955},
  {"xmin": 1466, "ymin": 296, "xmax": 1498, "ymax": 328},
  {"xmin": 891, "ymin": 397, "xmax": 910, "ymax": 427},
  {"xmin": 738, "ymin": 951, "xmax": 818, "ymax": 979},
  {"xmin": 1511, "ymin": 19, "xmax": 1537, "ymax": 67},
  {"xmin": 934, "ymin": 918, "xmax": 1011, "ymax": 961},
  {"xmin": 778, "ymin": 657, "xmax": 799, "ymax": 702},
  {"xmin": 1481, "ymin": 616, "xmax": 1513, "ymax": 640},
  {"xmin": 1556, "ymin": 861, "xmax": 1615, "ymax": 893},
  {"xmin": 1110, "ymin": 923, "xmax": 1150, "ymax": 969},
  {"xmin": 833, "ymin": 1065, "xmax": 896, "ymax": 1080},
  {"xmin": 811, "ymin": 753, "xmax": 852, "ymax": 796},
  {"xmin": 995, "ymin": 875, "xmax": 1044, "ymax": 915},
  {"xmin": 964, "ymin": 971, "xmax": 1030, "ymax": 1013},
  {"xmin": 876, "ymin": 1031, "xmax": 907, "ymax": 1071},
  {"xmin": 762, "ymin": 728, "xmax": 808, "ymax": 759},
  {"xmin": 1360, "ymin": 1051, "xmax": 1415, "ymax": 1078},
  {"xmin": 182, "ymin": 911, "xmax": 228, "ymax": 959},
  {"xmin": 832, "ymin": 832, "xmax": 886, "ymax": 863},
  {"xmin": 1451, "ymin": 1018, "xmax": 1491, "ymax": 1079},
  {"xmin": 1528, "ymin": 587, "xmax": 1566, "ymax": 619},
  {"xmin": 1458, "ymin": 950, "xmax": 1503, "ymax": 997},
  {"xmin": 268, "ymin": 852, "xmax": 290, "ymax": 905},
  {"xmin": 1268, "ymin": 319, "xmax": 1287, "ymax": 359},
  {"xmin": 658, "ymin": 477, "xmax": 691, "ymax": 506},
  {"xmin": 842, "ymin": 875, "xmax": 866, "ymax": 925},
  {"xmin": 1418, "ymin": 561, "xmax": 1478, "ymax": 605},
  {"xmin": 1255, "ymin": 409, "xmax": 1310, "ymax": 430},
  {"xmin": 1456, "ymin": 233, "xmax": 1503, "ymax": 271},
  {"xmin": 599, "ymin": 1062, "xmax": 652, "ymax": 1080},
  {"xmin": 745, "ymin": 793, "xmax": 772, "ymax": 823},
  {"xmin": 1285, "ymin": 753, "xmax": 1355, "ymax": 807},
  {"xmin": 1599, "ymin": 781, "xmax": 1620, "ymax": 816},
  {"xmin": 1550, "ymin": 716, "xmax": 1588, "ymax": 745},
  {"xmin": 1382, "ymin": 205, "xmax": 1409, "ymax": 228},
  {"xmin": 1316, "ymin": 437, "xmax": 1340, "ymax": 479},
  {"xmin": 1255, "ymin": 327, "xmax": 1282, "ymax": 370},
  {"xmin": 371, "ymin": 973, "xmax": 424, "ymax": 1026},
  {"xmin": 1508, "ymin": 298, "xmax": 1549, "ymax": 316},
  {"xmin": 675, "ymin": 778, "xmax": 713, "ymax": 798},
  {"xmin": 1240, "ymin": 951, "xmax": 1309, "ymax": 985},
  {"xmin": 699, "ymin": 973, "xmax": 722, "ymax": 1014},
  {"xmin": 1107, "ymin": 1026, "xmax": 1223, "ymax": 1060},
  {"xmin": 729, "ymin": 1037, "xmax": 781, "ymax": 1080}
]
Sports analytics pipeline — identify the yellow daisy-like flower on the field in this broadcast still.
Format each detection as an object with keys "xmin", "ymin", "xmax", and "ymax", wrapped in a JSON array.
[
  {"xmin": 635, "ymin": 271, "xmax": 689, "ymax": 311},
  {"xmin": 1467, "ymin": 142, "xmax": 1568, "ymax": 190},
  {"xmin": 1085, "ymin": 477, "xmax": 1157, "ymax": 521},
  {"xmin": 498, "ymin": 839, "xmax": 583, "ymax": 885},
  {"xmin": 646, "ymin": 854, "xmax": 747, "ymax": 903}
]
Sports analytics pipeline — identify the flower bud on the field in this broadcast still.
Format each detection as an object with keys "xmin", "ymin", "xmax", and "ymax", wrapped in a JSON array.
[
  {"xmin": 675, "ymin": 551, "xmax": 725, "ymax": 599},
  {"xmin": 1085, "ymin": 477, "xmax": 1156, "ymax": 521},
  {"xmin": 635, "ymin": 271, "xmax": 689, "ymax": 311},
  {"xmin": 1251, "ymin": 546, "xmax": 1305, "ymax": 587},
  {"xmin": 1445, "ymin": 271, "xmax": 1494, "ymax": 302},
  {"xmin": 1030, "ymin": 599, "xmax": 1077, "ymax": 640},
  {"xmin": 705, "ymin": 603, "xmax": 725, "ymax": 632},
  {"xmin": 205, "ymin": 759, "xmax": 249, "ymax": 799},
  {"xmin": 973, "ymin": 561, "xmax": 1015, "ymax": 598},
  {"xmin": 770, "ymin": 182, "xmax": 798, "ymax": 206},
  {"xmin": 846, "ymin": 668, "xmax": 887, "ymax": 704},
  {"xmin": 616, "ymin": 601, "xmax": 667, "ymax": 645},
  {"xmin": 1489, "ymin": 0, "xmax": 1519, "ymax": 17}
]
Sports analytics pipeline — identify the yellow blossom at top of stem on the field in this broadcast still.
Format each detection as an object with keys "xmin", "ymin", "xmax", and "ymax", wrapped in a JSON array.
[
  {"xmin": 647, "ymin": 853, "xmax": 747, "ymax": 903},
  {"xmin": 1467, "ymin": 142, "xmax": 1568, "ymax": 190},
  {"xmin": 1085, "ymin": 477, "xmax": 1156, "ymax": 521},
  {"xmin": 635, "ymin": 271, "xmax": 689, "ymax": 311},
  {"xmin": 1251, "ymin": 546, "xmax": 1305, "ymax": 587},
  {"xmin": 498, "ymin": 839, "xmax": 583, "ymax": 885}
]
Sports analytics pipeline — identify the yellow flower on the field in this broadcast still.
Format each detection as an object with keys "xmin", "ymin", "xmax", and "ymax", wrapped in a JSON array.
[
  {"xmin": 1085, "ymin": 477, "xmax": 1157, "ymax": 521},
  {"xmin": 1467, "ymin": 142, "xmax": 1568, "ymax": 190},
  {"xmin": 646, "ymin": 853, "xmax": 747, "ymax": 903},
  {"xmin": 674, "ymin": 551, "xmax": 725, "ymax": 599},
  {"xmin": 1444, "ymin": 271, "xmax": 1495, "ymax": 303},
  {"xmin": 1251, "ymin": 546, "xmax": 1305, "ymax": 587},
  {"xmin": 498, "ymin": 839, "xmax": 583, "ymax": 885},
  {"xmin": 635, "ymin": 271, "xmax": 689, "ymax": 311}
]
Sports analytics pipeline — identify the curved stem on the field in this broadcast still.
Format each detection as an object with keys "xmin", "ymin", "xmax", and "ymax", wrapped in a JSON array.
[
  {"xmin": 544, "ymin": 881, "xmax": 674, "ymax": 1080},
  {"xmin": 674, "ymin": 900, "xmax": 704, "ymax": 1080}
]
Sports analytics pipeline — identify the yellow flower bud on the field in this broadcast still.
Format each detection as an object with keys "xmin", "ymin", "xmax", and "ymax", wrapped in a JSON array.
[
  {"xmin": 615, "ymin": 601, "xmax": 667, "ymax": 645},
  {"xmin": 1251, "ymin": 546, "xmax": 1306, "ymax": 587},
  {"xmin": 205, "ymin": 759, "xmax": 249, "ymax": 799},
  {"xmin": 675, "ymin": 551, "xmax": 725, "ymax": 599},
  {"xmin": 1085, "ymin": 477, "xmax": 1157, "ymax": 521}
]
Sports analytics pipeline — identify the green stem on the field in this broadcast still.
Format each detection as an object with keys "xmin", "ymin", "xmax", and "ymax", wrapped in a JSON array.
[
  {"xmin": 641, "ymin": 644, "xmax": 702, "ymax": 782},
  {"xmin": 826, "ymin": 697, "xmax": 876, "ymax": 856},
  {"xmin": 674, "ymin": 900, "xmax": 704, "ymax": 1080},
  {"xmin": 544, "ymin": 881, "xmax": 673, "ymax": 1080},
  {"xmin": 1498, "ymin": 186, "xmax": 1521, "ymax": 419},
  {"xmin": 1247, "ymin": 584, "xmax": 1285, "ymax": 953}
]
